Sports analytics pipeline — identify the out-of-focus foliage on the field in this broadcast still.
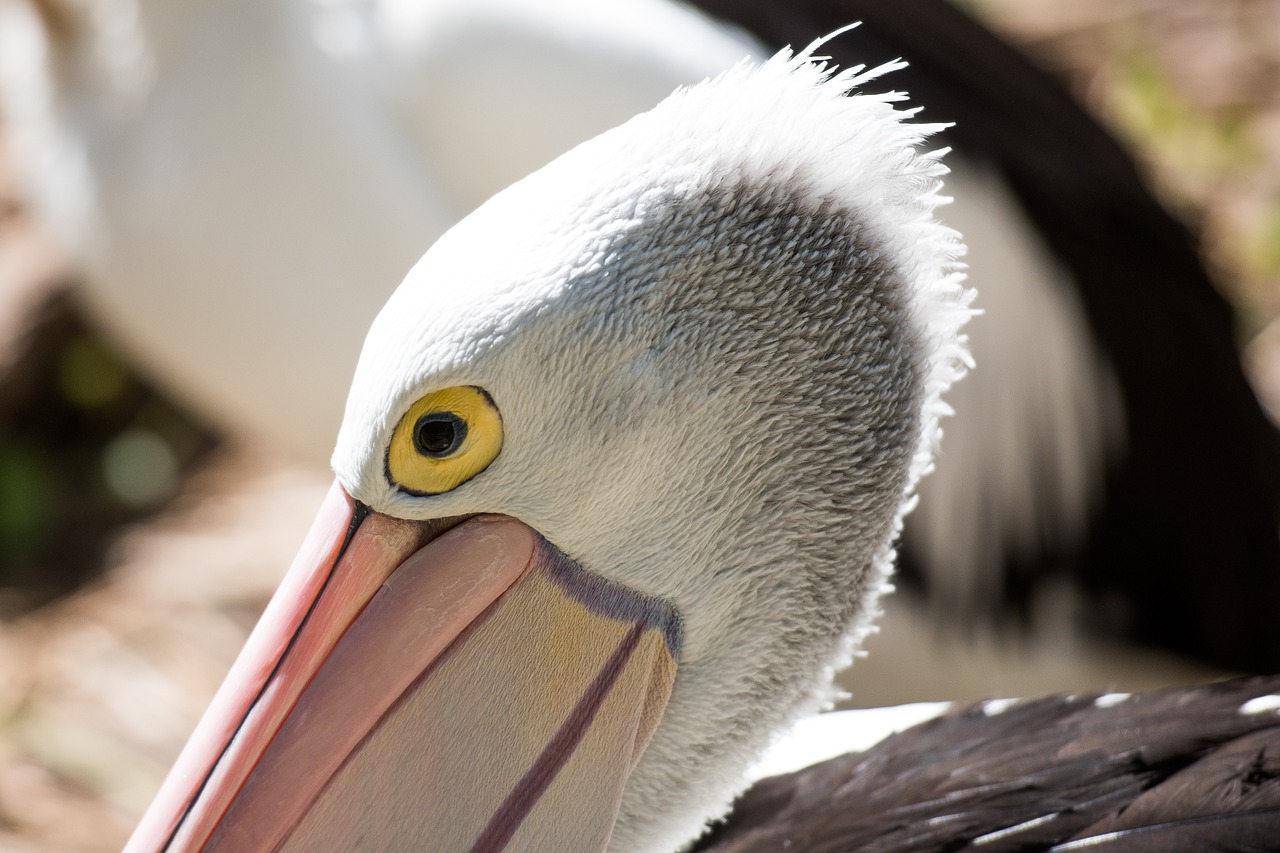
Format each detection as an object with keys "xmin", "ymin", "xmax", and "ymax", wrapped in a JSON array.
[
  {"xmin": 985, "ymin": 0, "xmax": 1280, "ymax": 333},
  {"xmin": 0, "ymin": 291, "xmax": 217, "ymax": 615}
]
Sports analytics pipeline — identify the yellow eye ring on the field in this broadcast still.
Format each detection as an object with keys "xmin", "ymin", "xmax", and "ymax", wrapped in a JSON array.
[{"xmin": 386, "ymin": 386, "xmax": 503, "ymax": 495}]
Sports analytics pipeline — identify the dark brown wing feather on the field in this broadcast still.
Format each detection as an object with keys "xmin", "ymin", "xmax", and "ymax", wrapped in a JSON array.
[
  {"xmin": 693, "ymin": 675, "xmax": 1280, "ymax": 852},
  {"xmin": 684, "ymin": 0, "xmax": 1280, "ymax": 672},
  {"xmin": 1052, "ymin": 728, "xmax": 1280, "ymax": 851}
]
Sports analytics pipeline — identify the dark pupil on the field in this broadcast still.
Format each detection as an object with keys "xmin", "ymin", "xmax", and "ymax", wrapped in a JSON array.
[{"xmin": 414, "ymin": 412, "xmax": 466, "ymax": 458}]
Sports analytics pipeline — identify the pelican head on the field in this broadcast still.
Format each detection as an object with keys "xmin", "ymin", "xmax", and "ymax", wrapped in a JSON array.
[{"xmin": 129, "ymin": 41, "xmax": 972, "ymax": 853}]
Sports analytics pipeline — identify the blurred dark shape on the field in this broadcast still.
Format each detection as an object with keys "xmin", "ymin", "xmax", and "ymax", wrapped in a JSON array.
[{"xmin": 0, "ymin": 287, "xmax": 219, "ymax": 615}]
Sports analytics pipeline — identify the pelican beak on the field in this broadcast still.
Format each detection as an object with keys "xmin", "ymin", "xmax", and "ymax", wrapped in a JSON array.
[{"xmin": 126, "ymin": 481, "xmax": 680, "ymax": 852}]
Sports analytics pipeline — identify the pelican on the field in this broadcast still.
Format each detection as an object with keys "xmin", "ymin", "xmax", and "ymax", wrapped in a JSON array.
[
  {"xmin": 126, "ymin": 45, "xmax": 976, "ymax": 852},
  {"xmin": 7, "ymin": 0, "xmax": 1279, "ymax": 680}
]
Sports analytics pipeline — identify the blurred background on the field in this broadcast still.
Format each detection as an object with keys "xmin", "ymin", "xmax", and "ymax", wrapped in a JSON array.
[{"xmin": 0, "ymin": 0, "xmax": 1278, "ymax": 849}]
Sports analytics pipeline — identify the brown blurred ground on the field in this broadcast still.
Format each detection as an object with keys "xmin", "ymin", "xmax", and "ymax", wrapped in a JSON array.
[
  {"xmin": 0, "ymin": 1, "xmax": 1277, "ymax": 850},
  {"xmin": 988, "ymin": 0, "xmax": 1280, "ymax": 332}
]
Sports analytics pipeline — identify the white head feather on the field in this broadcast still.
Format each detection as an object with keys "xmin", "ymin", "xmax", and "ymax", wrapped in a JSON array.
[{"xmin": 332, "ymin": 38, "xmax": 973, "ymax": 853}]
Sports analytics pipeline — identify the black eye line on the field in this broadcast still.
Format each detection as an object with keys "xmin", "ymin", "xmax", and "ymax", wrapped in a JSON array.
[
  {"xmin": 383, "ymin": 443, "xmax": 442, "ymax": 497},
  {"xmin": 413, "ymin": 411, "xmax": 468, "ymax": 458}
]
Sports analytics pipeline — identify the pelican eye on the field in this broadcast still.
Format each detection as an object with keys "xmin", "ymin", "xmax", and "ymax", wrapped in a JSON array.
[
  {"xmin": 414, "ymin": 412, "xmax": 467, "ymax": 457},
  {"xmin": 387, "ymin": 386, "xmax": 502, "ymax": 495}
]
